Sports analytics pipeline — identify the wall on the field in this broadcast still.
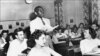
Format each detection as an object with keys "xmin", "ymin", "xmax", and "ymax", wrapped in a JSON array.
[
  {"xmin": 98, "ymin": 0, "xmax": 100, "ymax": 24},
  {"xmin": 0, "ymin": 0, "xmax": 84, "ymax": 32},
  {"xmin": 62, "ymin": 0, "xmax": 84, "ymax": 27},
  {"xmin": 0, "ymin": 0, "xmax": 55, "ymax": 33}
]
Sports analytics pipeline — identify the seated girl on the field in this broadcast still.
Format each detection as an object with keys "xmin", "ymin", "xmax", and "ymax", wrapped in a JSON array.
[
  {"xmin": 27, "ymin": 30, "xmax": 62, "ymax": 56},
  {"xmin": 80, "ymin": 27, "xmax": 100, "ymax": 55}
]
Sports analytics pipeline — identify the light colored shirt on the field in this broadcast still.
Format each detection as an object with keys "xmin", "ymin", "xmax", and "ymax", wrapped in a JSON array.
[
  {"xmin": 7, "ymin": 39, "xmax": 27, "ymax": 56},
  {"xmin": 64, "ymin": 29, "xmax": 71, "ymax": 35},
  {"xmin": 80, "ymin": 39, "xmax": 100, "ymax": 54},
  {"xmin": 28, "ymin": 46, "xmax": 61, "ymax": 56},
  {"xmin": 28, "ymin": 47, "xmax": 51, "ymax": 56},
  {"xmin": 0, "ymin": 38, "xmax": 6, "ymax": 48},
  {"xmin": 30, "ymin": 17, "xmax": 54, "ymax": 34}
]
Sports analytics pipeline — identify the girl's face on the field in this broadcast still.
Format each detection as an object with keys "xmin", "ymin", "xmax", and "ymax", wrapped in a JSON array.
[
  {"xmin": 35, "ymin": 34, "xmax": 46, "ymax": 46},
  {"xmin": 92, "ymin": 24, "xmax": 97, "ymax": 30}
]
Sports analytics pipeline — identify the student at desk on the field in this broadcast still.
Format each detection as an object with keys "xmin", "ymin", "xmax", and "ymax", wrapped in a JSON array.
[
  {"xmin": 80, "ymin": 27, "xmax": 100, "ymax": 55},
  {"xmin": 52, "ymin": 28, "xmax": 68, "ymax": 56},
  {"xmin": 28, "ymin": 30, "xmax": 61, "ymax": 56}
]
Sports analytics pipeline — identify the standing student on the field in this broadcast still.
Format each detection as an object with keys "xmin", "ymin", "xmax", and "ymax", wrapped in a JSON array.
[
  {"xmin": 7, "ymin": 28, "xmax": 27, "ymax": 56},
  {"xmin": 30, "ymin": 6, "xmax": 58, "ymax": 34}
]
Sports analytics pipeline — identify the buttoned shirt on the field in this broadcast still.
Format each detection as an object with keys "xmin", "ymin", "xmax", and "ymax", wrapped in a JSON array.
[{"xmin": 30, "ymin": 17, "xmax": 54, "ymax": 34}]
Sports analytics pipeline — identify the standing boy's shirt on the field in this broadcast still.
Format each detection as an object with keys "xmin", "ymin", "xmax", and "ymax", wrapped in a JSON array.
[
  {"xmin": 7, "ymin": 39, "xmax": 27, "ymax": 56},
  {"xmin": 30, "ymin": 17, "xmax": 56, "ymax": 34}
]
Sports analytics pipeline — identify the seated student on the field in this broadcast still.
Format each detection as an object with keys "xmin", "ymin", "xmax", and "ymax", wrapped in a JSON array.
[
  {"xmin": 91, "ymin": 23, "xmax": 98, "ymax": 32},
  {"xmin": 94, "ymin": 28, "xmax": 100, "ymax": 50},
  {"xmin": 28, "ymin": 30, "xmax": 62, "ymax": 56},
  {"xmin": 7, "ymin": 28, "xmax": 27, "ymax": 56},
  {"xmin": 0, "ymin": 34, "xmax": 6, "ymax": 56},
  {"xmin": 77, "ymin": 23, "xmax": 85, "ymax": 39},
  {"xmin": 64, "ymin": 25, "xmax": 71, "ymax": 36},
  {"xmin": 69, "ymin": 25, "xmax": 81, "ymax": 39},
  {"xmin": 80, "ymin": 27, "xmax": 99, "ymax": 55},
  {"xmin": 0, "ymin": 34, "xmax": 5, "ymax": 50},
  {"xmin": 52, "ymin": 29, "xmax": 68, "ymax": 56},
  {"xmin": 52, "ymin": 29, "xmax": 67, "ymax": 44},
  {"xmin": 3, "ymin": 33, "xmax": 16, "ymax": 54},
  {"xmin": 0, "ymin": 30, "xmax": 9, "ymax": 56},
  {"xmin": 77, "ymin": 23, "xmax": 84, "ymax": 34},
  {"xmin": 0, "ymin": 30, "xmax": 9, "ymax": 48},
  {"xmin": 45, "ymin": 35, "xmax": 54, "ymax": 49}
]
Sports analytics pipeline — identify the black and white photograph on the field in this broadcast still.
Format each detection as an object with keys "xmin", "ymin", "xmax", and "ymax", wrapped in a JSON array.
[{"xmin": 0, "ymin": 0, "xmax": 100, "ymax": 56}]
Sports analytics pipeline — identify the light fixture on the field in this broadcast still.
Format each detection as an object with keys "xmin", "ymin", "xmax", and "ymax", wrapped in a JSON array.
[{"xmin": 25, "ymin": 0, "xmax": 33, "ymax": 4}]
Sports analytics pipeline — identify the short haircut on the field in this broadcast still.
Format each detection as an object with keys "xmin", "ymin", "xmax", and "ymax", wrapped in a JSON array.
[
  {"xmin": 34, "ymin": 6, "xmax": 43, "ymax": 13},
  {"xmin": 29, "ymin": 12, "xmax": 37, "ymax": 21},
  {"xmin": 84, "ymin": 27, "xmax": 96, "ymax": 39},
  {"xmin": 79, "ymin": 23, "xmax": 84, "ymax": 28},
  {"xmin": 27, "ymin": 30, "xmax": 45, "ymax": 48},
  {"xmin": 14, "ymin": 28, "xmax": 24, "ymax": 35},
  {"xmin": 31, "ymin": 30, "xmax": 45, "ymax": 39},
  {"xmin": 1, "ymin": 30, "xmax": 9, "ymax": 36}
]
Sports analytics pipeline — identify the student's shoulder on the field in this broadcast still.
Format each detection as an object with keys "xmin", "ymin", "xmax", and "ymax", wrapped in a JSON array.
[
  {"xmin": 11, "ymin": 39, "xmax": 17, "ymax": 43},
  {"xmin": 80, "ymin": 39, "xmax": 87, "ymax": 43},
  {"xmin": 28, "ymin": 48, "xmax": 37, "ymax": 56},
  {"xmin": 10, "ymin": 39, "xmax": 18, "ymax": 44},
  {"xmin": 29, "ymin": 48, "xmax": 37, "ymax": 53},
  {"xmin": 24, "ymin": 39, "xmax": 28, "ymax": 41}
]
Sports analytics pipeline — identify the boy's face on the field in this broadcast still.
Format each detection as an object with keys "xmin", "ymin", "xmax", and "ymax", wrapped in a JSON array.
[
  {"xmin": 92, "ymin": 24, "xmax": 97, "ymax": 30},
  {"xmin": 16, "ymin": 31, "xmax": 25, "ymax": 41},
  {"xmin": 38, "ymin": 8, "xmax": 44, "ymax": 17}
]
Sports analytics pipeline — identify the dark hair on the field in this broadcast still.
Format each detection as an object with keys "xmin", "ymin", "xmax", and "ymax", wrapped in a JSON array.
[
  {"xmin": 24, "ymin": 26, "xmax": 31, "ymax": 39},
  {"xmin": 34, "ymin": 6, "xmax": 43, "ymax": 13},
  {"xmin": 84, "ymin": 27, "xmax": 96, "ymax": 39},
  {"xmin": 31, "ymin": 30, "xmax": 45, "ymax": 39},
  {"xmin": 27, "ymin": 38, "xmax": 35, "ymax": 48},
  {"xmin": 27, "ymin": 30, "xmax": 45, "ymax": 48},
  {"xmin": 79, "ymin": 23, "xmax": 84, "ymax": 28},
  {"xmin": 6, "ymin": 33, "xmax": 16, "ymax": 42},
  {"xmin": 1, "ymin": 30, "xmax": 9, "ymax": 36},
  {"xmin": 0, "ymin": 34, "xmax": 2, "ymax": 38},
  {"xmin": 72, "ymin": 25, "xmax": 78, "ymax": 33},
  {"xmin": 14, "ymin": 28, "xmax": 24, "ymax": 35},
  {"xmin": 89, "ymin": 28, "xmax": 96, "ymax": 39},
  {"xmin": 29, "ymin": 12, "xmax": 37, "ymax": 21}
]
